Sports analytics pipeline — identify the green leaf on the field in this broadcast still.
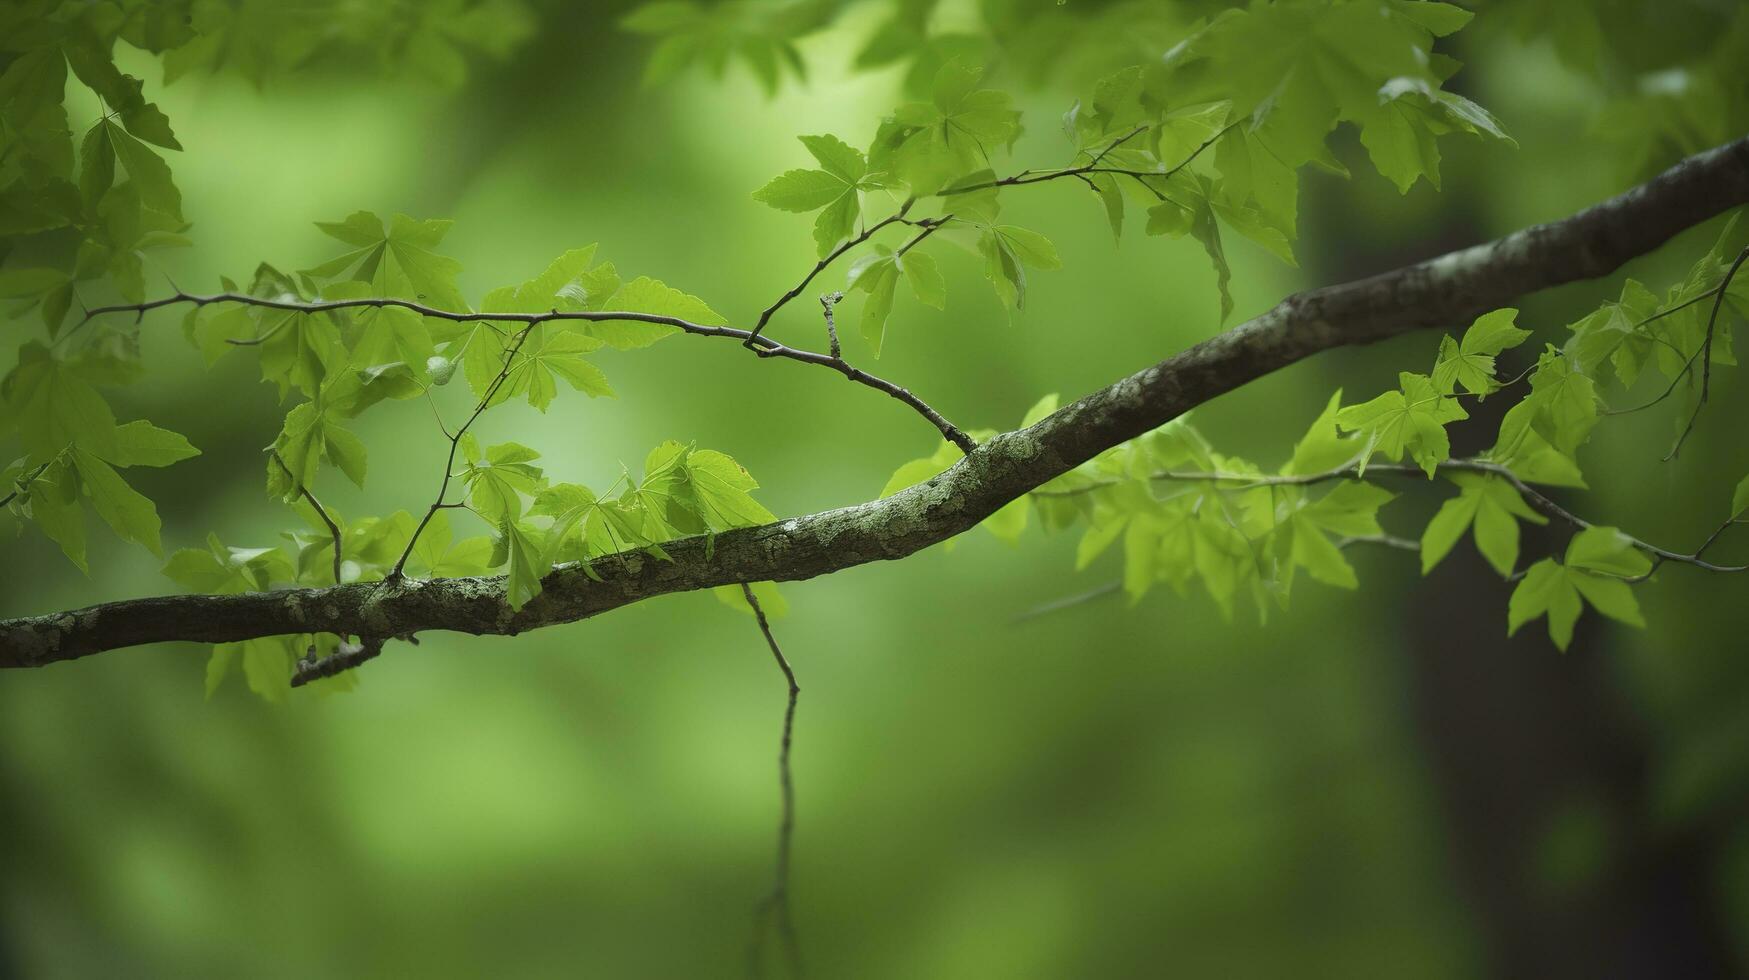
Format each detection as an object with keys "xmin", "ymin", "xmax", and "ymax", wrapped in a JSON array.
[
  {"xmin": 27, "ymin": 459, "xmax": 87, "ymax": 572},
  {"xmin": 72, "ymin": 448, "xmax": 163, "ymax": 556},
  {"xmin": 309, "ymin": 211, "xmax": 467, "ymax": 311},
  {"xmin": 682, "ymin": 449, "xmax": 777, "ymax": 529},
  {"xmin": 975, "ymin": 224, "xmax": 1060, "ymax": 312},
  {"xmin": 1508, "ymin": 529, "xmax": 1650, "ymax": 650},
  {"xmin": 408, "ymin": 510, "xmax": 496, "ymax": 578},
  {"xmin": 1146, "ymin": 175, "xmax": 1233, "ymax": 322},
  {"xmin": 813, "ymin": 191, "xmax": 860, "ymax": 257},
  {"xmin": 798, "ymin": 133, "xmax": 867, "ymax": 183},
  {"xmin": 1418, "ymin": 472, "xmax": 1546, "ymax": 576},
  {"xmin": 1290, "ymin": 512, "xmax": 1356, "ymax": 588},
  {"xmin": 507, "ymin": 328, "xmax": 613, "ymax": 411},
  {"xmin": 753, "ymin": 169, "xmax": 849, "ymax": 212},
  {"xmin": 79, "ymin": 123, "xmax": 115, "ymax": 206},
  {"xmin": 501, "ymin": 519, "xmax": 550, "ymax": 611},
  {"xmin": 848, "ymin": 251, "xmax": 900, "ymax": 354},
  {"xmin": 118, "ymin": 102, "xmax": 180, "ymax": 151},
  {"xmin": 994, "ymin": 225, "xmax": 1061, "ymax": 270},
  {"xmin": 714, "ymin": 581, "xmax": 789, "ymax": 618},
  {"xmin": 590, "ymin": 276, "xmax": 721, "ymax": 349},
  {"xmin": 344, "ymin": 301, "xmax": 435, "ymax": 373},
  {"xmin": 1508, "ymin": 559, "xmax": 1583, "ymax": 650},
  {"xmin": 898, "ymin": 249, "xmax": 945, "ymax": 309},
  {"xmin": 1287, "ymin": 480, "xmax": 1394, "ymax": 588},
  {"xmin": 1433, "ymin": 308, "xmax": 1531, "ymax": 396},
  {"xmin": 1361, "ymin": 77, "xmax": 1513, "ymax": 193},
  {"xmin": 1392, "ymin": 1, "xmax": 1474, "ymax": 36},
  {"xmin": 163, "ymin": 533, "xmax": 293, "ymax": 595},
  {"xmin": 1419, "ymin": 491, "xmax": 1478, "ymax": 575},
  {"xmin": 869, "ymin": 61, "xmax": 1020, "ymax": 195},
  {"xmin": 205, "ymin": 645, "xmax": 237, "ymax": 700},
  {"xmin": 2, "ymin": 342, "xmax": 120, "ymax": 461},
  {"xmin": 324, "ymin": 425, "xmax": 368, "ymax": 489},
  {"xmin": 1523, "ymin": 347, "xmax": 1599, "ymax": 457},
  {"xmin": 881, "ymin": 438, "xmax": 962, "ymax": 498},
  {"xmin": 464, "ymin": 440, "xmax": 545, "ymax": 522},
  {"xmin": 104, "ymin": 121, "xmax": 181, "ymax": 220},
  {"xmin": 1334, "ymin": 372, "xmax": 1468, "ymax": 476},
  {"xmin": 98, "ymin": 420, "xmax": 199, "ymax": 468},
  {"xmin": 1287, "ymin": 391, "xmax": 1364, "ymax": 474},
  {"xmin": 211, "ymin": 636, "xmax": 298, "ymax": 702},
  {"xmin": 1733, "ymin": 474, "xmax": 1749, "ymax": 519},
  {"xmin": 1564, "ymin": 526, "xmax": 1652, "ymax": 578}
]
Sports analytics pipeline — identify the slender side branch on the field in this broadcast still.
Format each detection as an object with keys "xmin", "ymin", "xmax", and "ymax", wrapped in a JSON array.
[
  {"xmin": 1667, "ymin": 245, "xmax": 1749, "ymax": 458},
  {"xmin": 938, "ymin": 121, "xmax": 1235, "ymax": 196},
  {"xmin": 747, "ymin": 204, "xmax": 914, "ymax": 346},
  {"xmin": 7, "ymin": 136, "xmax": 1748, "ymax": 667},
  {"xmin": 81, "ymin": 291, "xmax": 972, "ymax": 452},
  {"xmin": 392, "ymin": 322, "xmax": 538, "ymax": 577},
  {"xmin": 0, "ymin": 460, "xmax": 54, "ymax": 510},
  {"xmin": 742, "ymin": 584, "xmax": 802, "ymax": 980},
  {"xmin": 271, "ymin": 451, "xmax": 344, "ymax": 585}
]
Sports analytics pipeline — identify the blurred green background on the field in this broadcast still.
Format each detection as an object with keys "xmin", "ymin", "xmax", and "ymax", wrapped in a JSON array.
[{"xmin": 3, "ymin": 3, "xmax": 1748, "ymax": 977}]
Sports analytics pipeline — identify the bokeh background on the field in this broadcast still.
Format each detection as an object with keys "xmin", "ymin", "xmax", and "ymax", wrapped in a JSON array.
[{"xmin": 3, "ymin": 3, "xmax": 1748, "ymax": 977}]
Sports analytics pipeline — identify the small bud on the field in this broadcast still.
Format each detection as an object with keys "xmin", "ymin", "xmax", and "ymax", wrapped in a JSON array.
[{"xmin": 427, "ymin": 355, "xmax": 455, "ymax": 385}]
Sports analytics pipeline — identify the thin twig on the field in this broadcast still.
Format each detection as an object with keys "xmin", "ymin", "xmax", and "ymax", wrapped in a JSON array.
[
  {"xmin": 1666, "ymin": 245, "xmax": 1749, "ymax": 459},
  {"xmin": 271, "ymin": 451, "xmax": 344, "ymax": 585},
  {"xmin": 391, "ymin": 322, "xmax": 538, "ymax": 577},
  {"xmin": 1335, "ymin": 533, "xmax": 1420, "ymax": 552},
  {"xmin": 1010, "ymin": 580, "xmax": 1122, "ymax": 623},
  {"xmin": 747, "ymin": 203, "xmax": 914, "ymax": 346},
  {"xmin": 741, "ymin": 584, "xmax": 802, "ymax": 980},
  {"xmin": 81, "ymin": 290, "xmax": 973, "ymax": 451},
  {"xmin": 0, "ymin": 460, "xmax": 54, "ymax": 510},
  {"xmin": 938, "ymin": 121, "xmax": 1235, "ymax": 197},
  {"xmin": 895, "ymin": 216, "xmax": 950, "ymax": 257}
]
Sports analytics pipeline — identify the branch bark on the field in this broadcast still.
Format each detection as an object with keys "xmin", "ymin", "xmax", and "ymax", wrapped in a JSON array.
[{"xmin": 5, "ymin": 136, "xmax": 1747, "ymax": 668}]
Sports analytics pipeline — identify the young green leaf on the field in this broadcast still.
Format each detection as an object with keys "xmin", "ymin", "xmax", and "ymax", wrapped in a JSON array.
[
  {"xmin": 1508, "ymin": 527, "xmax": 1651, "ymax": 650},
  {"xmin": 72, "ymin": 448, "xmax": 163, "ymax": 556},
  {"xmin": 501, "ymin": 518, "xmax": 551, "ymax": 611},
  {"xmin": 464, "ymin": 440, "xmax": 545, "ymax": 523},
  {"xmin": 308, "ymin": 211, "xmax": 467, "ymax": 311},
  {"xmin": 1418, "ymin": 472, "xmax": 1547, "ymax": 576},
  {"xmin": 1432, "ymin": 308, "xmax": 1532, "ymax": 396},
  {"xmin": 1334, "ymin": 372, "xmax": 1468, "ymax": 475}
]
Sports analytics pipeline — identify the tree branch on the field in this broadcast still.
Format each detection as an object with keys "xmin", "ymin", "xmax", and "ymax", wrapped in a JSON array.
[
  {"xmin": 6, "ymin": 136, "xmax": 1747, "ymax": 668},
  {"xmin": 79, "ymin": 290, "xmax": 973, "ymax": 451}
]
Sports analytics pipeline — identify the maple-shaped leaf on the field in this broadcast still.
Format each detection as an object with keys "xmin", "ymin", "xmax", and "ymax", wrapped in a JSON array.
[
  {"xmin": 1419, "ymin": 471, "xmax": 1547, "ymax": 577},
  {"xmin": 307, "ymin": 211, "xmax": 467, "ymax": 311},
  {"xmin": 1335, "ymin": 372, "xmax": 1468, "ymax": 476},
  {"xmin": 505, "ymin": 327, "xmax": 613, "ymax": 411},
  {"xmin": 1432, "ymin": 308, "xmax": 1532, "ymax": 396},
  {"xmin": 1508, "ymin": 527, "xmax": 1651, "ymax": 650},
  {"xmin": 868, "ymin": 61, "xmax": 1021, "ymax": 195},
  {"xmin": 754, "ymin": 134, "xmax": 893, "ymax": 256},
  {"xmin": 461, "ymin": 437, "xmax": 544, "ymax": 523}
]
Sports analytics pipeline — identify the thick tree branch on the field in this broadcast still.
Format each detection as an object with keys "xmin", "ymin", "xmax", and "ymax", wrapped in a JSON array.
[{"xmin": 5, "ymin": 136, "xmax": 1747, "ymax": 668}]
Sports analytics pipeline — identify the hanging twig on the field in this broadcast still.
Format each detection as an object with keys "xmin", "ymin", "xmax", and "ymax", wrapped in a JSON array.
[{"xmin": 742, "ymin": 583, "xmax": 803, "ymax": 980}]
